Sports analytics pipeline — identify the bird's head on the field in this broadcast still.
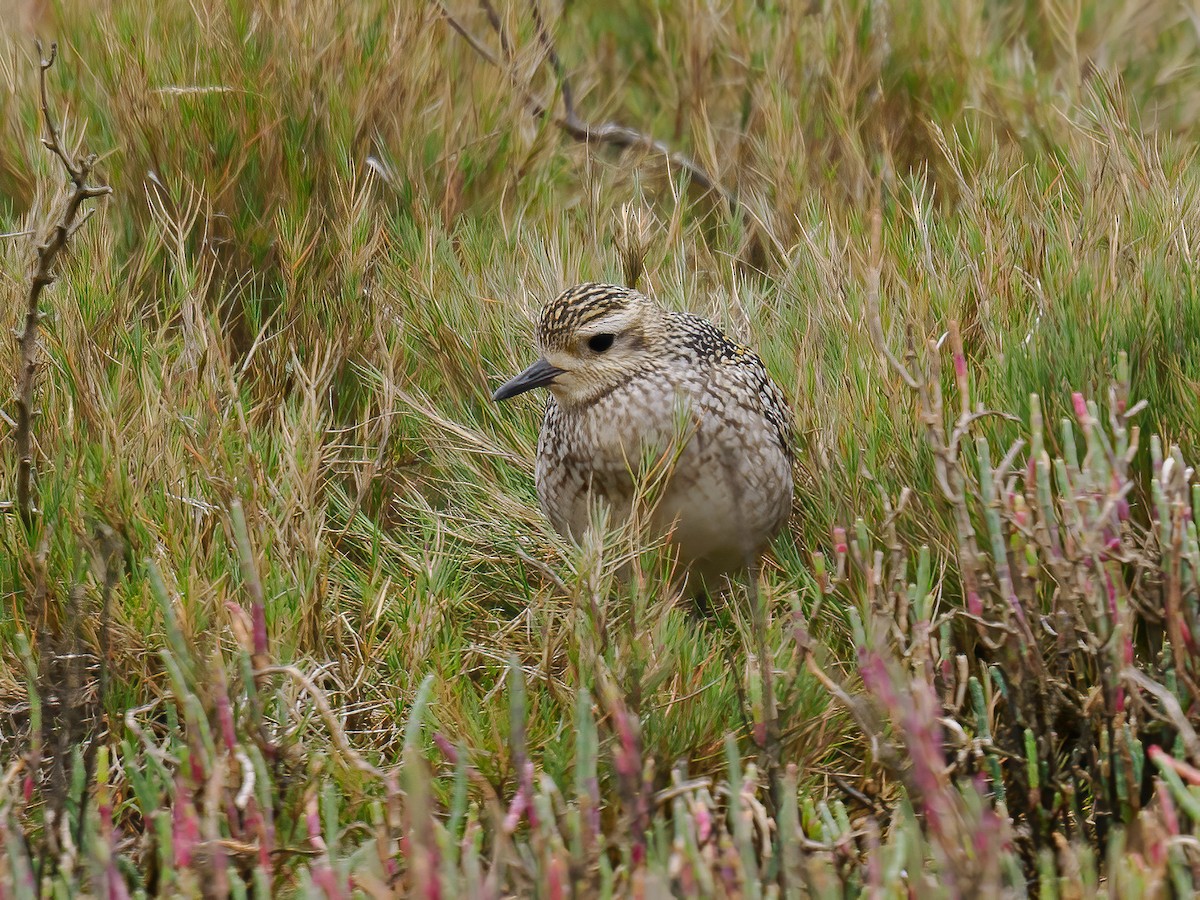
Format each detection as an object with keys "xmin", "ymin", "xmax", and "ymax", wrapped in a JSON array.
[{"xmin": 492, "ymin": 283, "xmax": 666, "ymax": 409}]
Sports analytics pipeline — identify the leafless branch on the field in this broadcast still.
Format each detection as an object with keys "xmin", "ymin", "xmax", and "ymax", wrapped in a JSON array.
[
  {"xmin": 15, "ymin": 42, "xmax": 112, "ymax": 527},
  {"xmin": 258, "ymin": 665, "xmax": 396, "ymax": 785},
  {"xmin": 478, "ymin": 0, "xmax": 513, "ymax": 59},
  {"xmin": 443, "ymin": 3, "xmax": 505, "ymax": 66},
  {"xmin": 435, "ymin": 1, "xmax": 740, "ymax": 214}
]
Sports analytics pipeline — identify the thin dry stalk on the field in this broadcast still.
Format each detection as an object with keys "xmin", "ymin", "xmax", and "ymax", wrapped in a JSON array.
[{"xmin": 15, "ymin": 42, "xmax": 111, "ymax": 529}]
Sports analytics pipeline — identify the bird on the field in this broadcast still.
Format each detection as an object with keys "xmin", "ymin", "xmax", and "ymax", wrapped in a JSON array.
[{"xmin": 491, "ymin": 282, "xmax": 795, "ymax": 591}]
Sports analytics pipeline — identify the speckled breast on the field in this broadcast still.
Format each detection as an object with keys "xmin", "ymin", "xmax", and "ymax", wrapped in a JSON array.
[{"xmin": 533, "ymin": 366, "xmax": 793, "ymax": 574}]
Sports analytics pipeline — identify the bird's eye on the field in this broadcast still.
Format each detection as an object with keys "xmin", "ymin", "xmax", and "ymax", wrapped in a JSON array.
[{"xmin": 587, "ymin": 333, "xmax": 616, "ymax": 353}]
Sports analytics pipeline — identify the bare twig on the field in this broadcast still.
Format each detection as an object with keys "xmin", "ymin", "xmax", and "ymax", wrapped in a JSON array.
[
  {"xmin": 652, "ymin": 777, "xmax": 713, "ymax": 807},
  {"xmin": 15, "ymin": 42, "xmax": 112, "ymax": 527},
  {"xmin": 562, "ymin": 109, "xmax": 732, "ymax": 206},
  {"xmin": 124, "ymin": 698, "xmax": 178, "ymax": 765},
  {"xmin": 9, "ymin": 46, "xmax": 113, "ymax": 885},
  {"xmin": 258, "ymin": 665, "xmax": 395, "ymax": 785},
  {"xmin": 435, "ymin": 1, "xmax": 748, "ymax": 221},
  {"xmin": 477, "ymin": 0, "xmax": 514, "ymax": 59}
]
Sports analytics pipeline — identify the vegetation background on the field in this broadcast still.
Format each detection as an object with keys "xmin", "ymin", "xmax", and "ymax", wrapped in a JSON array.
[{"xmin": 2, "ymin": 0, "xmax": 1200, "ymax": 895}]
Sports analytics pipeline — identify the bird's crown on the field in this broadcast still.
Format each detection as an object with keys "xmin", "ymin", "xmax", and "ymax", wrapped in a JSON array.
[{"xmin": 536, "ymin": 283, "xmax": 657, "ymax": 353}]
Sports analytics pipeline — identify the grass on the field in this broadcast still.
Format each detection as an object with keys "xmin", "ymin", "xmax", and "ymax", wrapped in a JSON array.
[{"xmin": 2, "ymin": 0, "xmax": 1200, "ymax": 895}]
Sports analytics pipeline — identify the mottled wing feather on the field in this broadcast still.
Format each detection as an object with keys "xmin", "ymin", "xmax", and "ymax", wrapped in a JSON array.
[{"xmin": 668, "ymin": 312, "xmax": 795, "ymax": 462}]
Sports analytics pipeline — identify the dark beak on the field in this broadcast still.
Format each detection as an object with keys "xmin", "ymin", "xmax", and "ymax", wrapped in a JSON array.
[{"xmin": 492, "ymin": 358, "xmax": 566, "ymax": 401}]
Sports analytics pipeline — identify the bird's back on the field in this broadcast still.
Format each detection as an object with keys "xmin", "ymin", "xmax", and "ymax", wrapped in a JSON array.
[{"xmin": 662, "ymin": 311, "xmax": 794, "ymax": 463}]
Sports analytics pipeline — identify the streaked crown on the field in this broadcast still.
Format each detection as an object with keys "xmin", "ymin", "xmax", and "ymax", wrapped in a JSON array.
[{"xmin": 536, "ymin": 283, "xmax": 658, "ymax": 353}]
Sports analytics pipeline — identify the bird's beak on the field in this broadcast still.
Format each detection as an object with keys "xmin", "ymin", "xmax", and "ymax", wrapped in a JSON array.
[{"xmin": 492, "ymin": 357, "xmax": 566, "ymax": 401}]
